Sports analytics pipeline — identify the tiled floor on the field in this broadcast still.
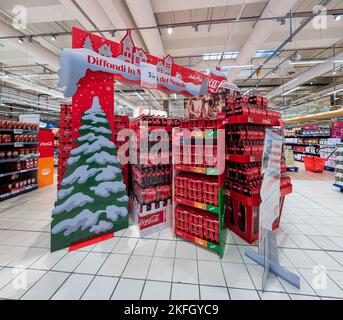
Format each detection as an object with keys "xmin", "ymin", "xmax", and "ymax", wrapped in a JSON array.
[{"xmin": 0, "ymin": 164, "xmax": 342, "ymax": 300}]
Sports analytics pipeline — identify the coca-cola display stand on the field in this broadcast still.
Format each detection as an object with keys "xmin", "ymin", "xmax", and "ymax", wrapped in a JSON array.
[
  {"xmin": 130, "ymin": 198, "xmax": 172, "ymax": 237},
  {"xmin": 128, "ymin": 116, "xmax": 178, "ymax": 237},
  {"xmin": 172, "ymin": 119, "xmax": 227, "ymax": 258}
]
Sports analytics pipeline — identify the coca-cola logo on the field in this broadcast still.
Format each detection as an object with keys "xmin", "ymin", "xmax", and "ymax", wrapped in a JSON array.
[
  {"xmin": 40, "ymin": 142, "xmax": 52, "ymax": 147},
  {"xmin": 208, "ymin": 79, "xmax": 220, "ymax": 89},
  {"xmin": 139, "ymin": 211, "xmax": 164, "ymax": 230}
]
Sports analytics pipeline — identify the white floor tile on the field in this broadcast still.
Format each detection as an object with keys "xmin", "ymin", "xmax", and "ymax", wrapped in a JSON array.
[
  {"xmin": 281, "ymin": 248, "xmax": 316, "ymax": 269},
  {"xmin": 74, "ymin": 252, "xmax": 109, "ymax": 275},
  {"xmin": 171, "ymin": 283, "xmax": 199, "ymax": 300},
  {"xmin": 7, "ymin": 247, "xmax": 48, "ymax": 268},
  {"xmin": 222, "ymin": 245, "xmax": 244, "ymax": 263},
  {"xmin": 122, "ymin": 255, "xmax": 151, "ymax": 279},
  {"xmin": 259, "ymin": 291, "xmax": 290, "ymax": 300},
  {"xmin": 154, "ymin": 240, "xmax": 176, "ymax": 258},
  {"xmin": 81, "ymin": 276, "xmax": 118, "ymax": 300},
  {"xmin": 98, "ymin": 254, "xmax": 130, "ymax": 277},
  {"xmin": 173, "ymin": 259, "xmax": 198, "ymax": 284},
  {"xmin": 91, "ymin": 237, "xmax": 120, "ymax": 253},
  {"xmin": 297, "ymin": 268, "xmax": 343, "ymax": 298},
  {"xmin": 147, "ymin": 257, "xmax": 173, "ymax": 282},
  {"xmin": 112, "ymin": 237, "xmax": 138, "ymax": 255},
  {"xmin": 308, "ymin": 236, "xmax": 342, "ymax": 251},
  {"xmin": 197, "ymin": 246, "xmax": 220, "ymax": 261},
  {"xmin": 200, "ymin": 285, "xmax": 229, "ymax": 300},
  {"xmin": 0, "ymin": 267, "xmax": 25, "ymax": 291},
  {"xmin": 229, "ymin": 288, "xmax": 260, "ymax": 300},
  {"xmin": 51, "ymin": 274, "xmax": 94, "ymax": 300},
  {"xmin": 111, "ymin": 278, "xmax": 144, "ymax": 300},
  {"xmin": 175, "ymin": 241, "xmax": 197, "ymax": 260},
  {"xmin": 132, "ymin": 239, "xmax": 157, "ymax": 256},
  {"xmin": 51, "ymin": 251, "xmax": 88, "ymax": 272},
  {"xmin": 304, "ymin": 250, "xmax": 343, "ymax": 271},
  {"xmin": 222, "ymin": 262, "xmax": 255, "ymax": 290},
  {"xmin": 198, "ymin": 260, "xmax": 226, "ymax": 286},
  {"xmin": 29, "ymin": 250, "xmax": 67, "ymax": 270},
  {"xmin": 141, "ymin": 281, "xmax": 171, "ymax": 300},
  {"xmin": 290, "ymin": 294, "xmax": 320, "ymax": 300},
  {"xmin": 0, "ymin": 269, "xmax": 45, "ymax": 299},
  {"xmin": 21, "ymin": 271, "xmax": 69, "ymax": 300}
]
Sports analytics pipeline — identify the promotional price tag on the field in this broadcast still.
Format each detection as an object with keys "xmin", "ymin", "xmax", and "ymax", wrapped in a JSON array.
[{"xmin": 140, "ymin": 62, "xmax": 157, "ymax": 89}]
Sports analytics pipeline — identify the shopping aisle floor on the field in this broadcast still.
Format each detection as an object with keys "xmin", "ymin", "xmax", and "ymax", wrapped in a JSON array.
[{"xmin": 0, "ymin": 165, "xmax": 342, "ymax": 300}]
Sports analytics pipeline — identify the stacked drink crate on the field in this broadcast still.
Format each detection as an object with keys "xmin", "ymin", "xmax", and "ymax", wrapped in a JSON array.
[
  {"xmin": 129, "ymin": 115, "xmax": 180, "ymax": 236},
  {"xmin": 113, "ymin": 115, "xmax": 130, "ymax": 188},
  {"xmin": 57, "ymin": 104, "xmax": 72, "ymax": 191},
  {"xmin": 173, "ymin": 118, "xmax": 227, "ymax": 258},
  {"xmin": 221, "ymin": 95, "xmax": 292, "ymax": 243}
]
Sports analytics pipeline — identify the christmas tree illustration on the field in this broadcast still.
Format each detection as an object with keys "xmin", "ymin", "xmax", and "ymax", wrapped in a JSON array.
[
  {"xmin": 83, "ymin": 35, "xmax": 94, "ymax": 51},
  {"xmin": 51, "ymin": 96, "xmax": 129, "ymax": 252}
]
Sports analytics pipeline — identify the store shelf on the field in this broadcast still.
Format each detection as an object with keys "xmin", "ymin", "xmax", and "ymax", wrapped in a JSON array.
[
  {"xmin": 0, "ymin": 128, "xmax": 38, "ymax": 134},
  {"xmin": 226, "ymin": 115, "xmax": 280, "ymax": 126},
  {"xmin": 0, "ymin": 184, "xmax": 38, "ymax": 201},
  {"xmin": 285, "ymin": 142, "xmax": 320, "ymax": 147},
  {"xmin": 174, "ymin": 164, "xmax": 218, "ymax": 175},
  {"xmin": 175, "ymin": 228, "xmax": 220, "ymax": 253},
  {"xmin": 14, "ymin": 142, "xmax": 38, "ymax": 147},
  {"xmin": 285, "ymin": 135, "xmax": 331, "ymax": 139},
  {"xmin": 174, "ymin": 196, "xmax": 221, "ymax": 214},
  {"xmin": 0, "ymin": 155, "xmax": 38, "ymax": 165},
  {"xmin": 0, "ymin": 168, "xmax": 38, "ymax": 178},
  {"xmin": 0, "ymin": 143, "xmax": 14, "ymax": 146},
  {"xmin": 289, "ymin": 150, "xmax": 319, "ymax": 156},
  {"xmin": 225, "ymin": 153, "xmax": 263, "ymax": 163}
]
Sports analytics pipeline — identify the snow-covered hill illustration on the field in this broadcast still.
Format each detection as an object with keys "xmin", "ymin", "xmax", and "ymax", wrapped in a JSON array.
[{"xmin": 51, "ymin": 96, "xmax": 129, "ymax": 251}]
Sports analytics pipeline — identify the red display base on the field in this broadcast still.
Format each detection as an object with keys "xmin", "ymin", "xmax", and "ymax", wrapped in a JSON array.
[
  {"xmin": 68, "ymin": 232, "xmax": 114, "ymax": 252},
  {"xmin": 225, "ymin": 153, "xmax": 263, "ymax": 163}
]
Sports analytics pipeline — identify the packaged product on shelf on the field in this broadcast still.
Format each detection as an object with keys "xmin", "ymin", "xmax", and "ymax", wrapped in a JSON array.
[{"xmin": 129, "ymin": 115, "xmax": 180, "ymax": 237}]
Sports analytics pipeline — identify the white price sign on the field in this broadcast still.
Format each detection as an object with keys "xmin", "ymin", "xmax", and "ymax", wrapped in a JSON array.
[{"xmin": 140, "ymin": 62, "xmax": 157, "ymax": 89}]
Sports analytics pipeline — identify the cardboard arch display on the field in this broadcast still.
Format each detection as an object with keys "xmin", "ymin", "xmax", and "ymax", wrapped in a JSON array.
[{"xmin": 52, "ymin": 27, "xmax": 234, "ymax": 251}]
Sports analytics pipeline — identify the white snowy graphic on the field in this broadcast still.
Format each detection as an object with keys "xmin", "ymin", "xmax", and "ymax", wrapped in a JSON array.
[{"xmin": 51, "ymin": 96, "xmax": 129, "ymax": 251}]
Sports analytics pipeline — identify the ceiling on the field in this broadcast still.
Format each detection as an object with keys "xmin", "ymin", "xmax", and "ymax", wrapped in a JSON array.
[{"xmin": 0, "ymin": 0, "xmax": 342, "ymax": 120}]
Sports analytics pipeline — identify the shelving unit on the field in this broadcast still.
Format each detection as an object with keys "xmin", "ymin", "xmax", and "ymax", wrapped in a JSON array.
[
  {"xmin": 0, "ymin": 122, "xmax": 39, "ymax": 201},
  {"xmin": 221, "ymin": 96, "xmax": 292, "ymax": 244},
  {"xmin": 333, "ymin": 144, "xmax": 343, "ymax": 192},
  {"xmin": 172, "ymin": 121, "xmax": 227, "ymax": 258},
  {"xmin": 285, "ymin": 127, "xmax": 340, "ymax": 170},
  {"xmin": 129, "ymin": 116, "xmax": 179, "ymax": 237}
]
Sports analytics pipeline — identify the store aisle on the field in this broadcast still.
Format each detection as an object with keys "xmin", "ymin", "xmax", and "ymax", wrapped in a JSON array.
[{"xmin": 0, "ymin": 168, "xmax": 342, "ymax": 300}]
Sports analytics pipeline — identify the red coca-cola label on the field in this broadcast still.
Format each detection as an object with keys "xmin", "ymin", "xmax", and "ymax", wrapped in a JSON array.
[{"xmin": 138, "ymin": 211, "xmax": 165, "ymax": 230}]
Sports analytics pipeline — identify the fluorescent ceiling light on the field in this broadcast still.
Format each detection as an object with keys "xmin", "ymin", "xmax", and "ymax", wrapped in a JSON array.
[
  {"xmin": 289, "ymin": 60, "xmax": 324, "ymax": 65},
  {"xmin": 280, "ymin": 78, "xmax": 298, "ymax": 88},
  {"xmin": 333, "ymin": 59, "xmax": 343, "ymax": 63},
  {"xmin": 167, "ymin": 27, "xmax": 173, "ymax": 35},
  {"xmin": 282, "ymin": 86, "xmax": 300, "ymax": 96},
  {"xmin": 221, "ymin": 64, "xmax": 253, "ymax": 69},
  {"xmin": 135, "ymin": 92, "xmax": 144, "ymax": 100},
  {"xmin": 325, "ymin": 88, "xmax": 343, "ymax": 96}
]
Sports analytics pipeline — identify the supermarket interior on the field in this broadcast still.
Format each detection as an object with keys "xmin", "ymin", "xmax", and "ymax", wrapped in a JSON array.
[{"xmin": 0, "ymin": 0, "xmax": 343, "ymax": 302}]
